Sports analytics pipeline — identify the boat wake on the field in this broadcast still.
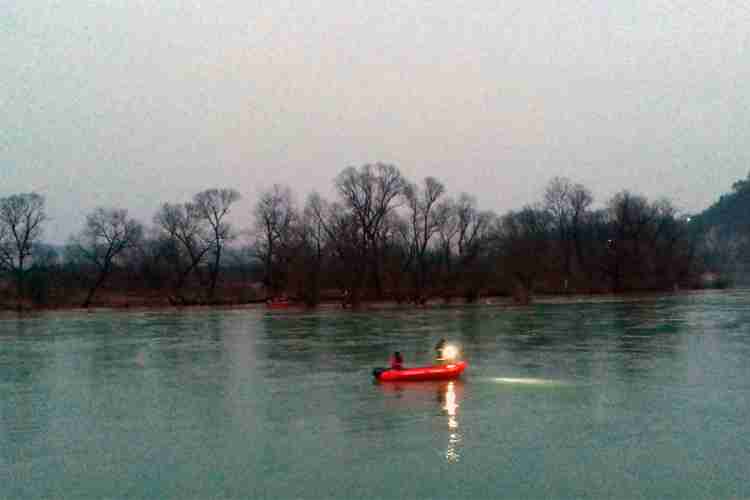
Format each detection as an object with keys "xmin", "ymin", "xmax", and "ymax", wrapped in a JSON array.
[{"xmin": 485, "ymin": 377, "xmax": 571, "ymax": 387}]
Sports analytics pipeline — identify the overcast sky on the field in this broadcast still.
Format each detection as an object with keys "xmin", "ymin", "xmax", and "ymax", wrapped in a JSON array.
[{"xmin": 2, "ymin": 1, "xmax": 750, "ymax": 243}]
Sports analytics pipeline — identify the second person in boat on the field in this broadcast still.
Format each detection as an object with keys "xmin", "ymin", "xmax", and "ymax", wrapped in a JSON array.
[
  {"xmin": 435, "ymin": 339, "xmax": 446, "ymax": 364},
  {"xmin": 390, "ymin": 351, "xmax": 404, "ymax": 370}
]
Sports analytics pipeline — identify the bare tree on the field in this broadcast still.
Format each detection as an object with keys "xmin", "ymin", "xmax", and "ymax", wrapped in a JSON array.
[
  {"xmin": 379, "ymin": 211, "xmax": 412, "ymax": 302},
  {"xmin": 193, "ymin": 188, "xmax": 241, "ymax": 300},
  {"xmin": 544, "ymin": 177, "xmax": 573, "ymax": 276},
  {"xmin": 649, "ymin": 199, "xmax": 692, "ymax": 287},
  {"xmin": 153, "ymin": 202, "xmax": 212, "ymax": 302},
  {"xmin": 307, "ymin": 194, "xmax": 362, "ymax": 304},
  {"xmin": 455, "ymin": 194, "xmax": 495, "ymax": 299},
  {"xmin": 403, "ymin": 176, "xmax": 446, "ymax": 301},
  {"xmin": 426, "ymin": 194, "xmax": 495, "ymax": 300},
  {"xmin": 0, "ymin": 193, "xmax": 47, "ymax": 305},
  {"xmin": 68, "ymin": 207, "xmax": 144, "ymax": 307},
  {"xmin": 253, "ymin": 184, "xmax": 298, "ymax": 296},
  {"xmin": 296, "ymin": 193, "xmax": 329, "ymax": 306},
  {"xmin": 544, "ymin": 177, "xmax": 593, "ymax": 284},
  {"xmin": 568, "ymin": 183, "xmax": 594, "ymax": 275},
  {"xmin": 435, "ymin": 198, "xmax": 460, "ymax": 277},
  {"xmin": 455, "ymin": 193, "xmax": 493, "ymax": 260},
  {"xmin": 601, "ymin": 191, "xmax": 655, "ymax": 291},
  {"xmin": 134, "ymin": 232, "xmax": 173, "ymax": 292},
  {"xmin": 334, "ymin": 163, "xmax": 407, "ymax": 304},
  {"xmin": 497, "ymin": 205, "xmax": 553, "ymax": 303}
]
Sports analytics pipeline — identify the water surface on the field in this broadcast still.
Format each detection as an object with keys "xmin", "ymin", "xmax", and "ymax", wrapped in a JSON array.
[{"xmin": 2, "ymin": 291, "xmax": 750, "ymax": 498}]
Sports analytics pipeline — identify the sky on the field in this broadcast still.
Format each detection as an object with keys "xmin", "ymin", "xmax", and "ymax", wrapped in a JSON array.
[{"xmin": 2, "ymin": 0, "xmax": 750, "ymax": 243}]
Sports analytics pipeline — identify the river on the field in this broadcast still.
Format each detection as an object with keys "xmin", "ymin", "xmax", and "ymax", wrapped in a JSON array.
[{"xmin": 2, "ymin": 290, "xmax": 750, "ymax": 498}]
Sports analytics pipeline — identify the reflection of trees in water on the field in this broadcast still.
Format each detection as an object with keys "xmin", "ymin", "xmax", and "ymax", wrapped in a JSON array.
[
  {"xmin": 0, "ymin": 318, "xmax": 53, "ymax": 480},
  {"xmin": 260, "ymin": 310, "xmax": 417, "ymax": 373},
  {"xmin": 457, "ymin": 307, "xmax": 482, "ymax": 342},
  {"xmin": 87, "ymin": 316, "xmax": 143, "ymax": 379},
  {"xmin": 609, "ymin": 300, "xmax": 684, "ymax": 379},
  {"xmin": 260, "ymin": 312, "xmax": 329, "ymax": 374},
  {"xmin": 3, "ymin": 312, "xmax": 242, "ymax": 488},
  {"xmin": 0, "ymin": 317, "xmax": 50, "ymax": 384},
  {"xmin": 490, "ymin": 304, "xmax": 591, "ymax": 377},
  {"xmin": 150, "ymin": 312, "xmax": 233, "ymax": 424},
  {"xmin": 450, "ymin": 304, "xmax": 585, "ymax": 361},
  {"xmin": 261, "ymin": 306, "xmax": 504, "ymax": 372},
  {"xmin": 452, "ymin": 306, "xmax": 490, "ymax": 365},
  {"xmin": 260, "ymin": 299, "xmax": 688, "ymax": 380},
  {"xmin": 146, "ymin": 312, "xmax": 229, "ymax": 370},
  {"xmin": 459, "ymin": 299, "xmax": 687, "ymax": 383},
  {"xmin": 83, "ymin": 311, "xmax": 234, "ymax": 445}
]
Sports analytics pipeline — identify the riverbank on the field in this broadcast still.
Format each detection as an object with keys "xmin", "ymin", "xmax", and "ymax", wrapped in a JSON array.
[{"xmin": 0, "ymin": 285, "xmax": 732, "ymax": 315}]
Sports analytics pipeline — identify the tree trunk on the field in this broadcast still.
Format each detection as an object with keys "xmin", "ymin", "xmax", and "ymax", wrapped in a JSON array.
[
  {"xmin": 83, "ymin": 268, "xmax": 110, "ymax": 308},
  {"xmin": 266, "ymin": 236, "xmax": 274, "ymax": 295},
  {"xmin": 209, "ymin": 246, "xmax": 221, "ymax": 300},
  {"xmin": 15, "ymin": 267, "xmax": 24, "ymax": 310}
]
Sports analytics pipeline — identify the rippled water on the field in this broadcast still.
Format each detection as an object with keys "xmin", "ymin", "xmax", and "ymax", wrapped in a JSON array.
[{"xmin": 2, "ymin": 290, "xmax": 750, "ymax": 499}]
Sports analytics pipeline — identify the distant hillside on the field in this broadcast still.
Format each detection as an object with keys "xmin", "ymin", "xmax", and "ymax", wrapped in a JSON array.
[
  {"xmin": 692, "ymin": 174, "xmax": 750, "ymax": 235},
  {"xmin": 691, "ymin": 172, "xmax": 750, "ymax": 285}
]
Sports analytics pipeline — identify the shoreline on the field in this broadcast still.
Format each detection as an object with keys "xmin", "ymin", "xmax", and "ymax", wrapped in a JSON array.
[{"xmin": 0, "ymin": 287, "xmax": 736, "ymax": 316}]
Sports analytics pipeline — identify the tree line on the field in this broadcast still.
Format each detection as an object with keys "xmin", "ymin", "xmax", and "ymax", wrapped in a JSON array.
[{"xmin": 0, "ymin": 163, "xmax": 725, "ymax": 310}]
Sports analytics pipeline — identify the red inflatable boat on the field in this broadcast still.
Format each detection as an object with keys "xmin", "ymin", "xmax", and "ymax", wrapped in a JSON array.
[{"xmin": 373, "ymin": 361, "xmax": 467, "ymax": 382}]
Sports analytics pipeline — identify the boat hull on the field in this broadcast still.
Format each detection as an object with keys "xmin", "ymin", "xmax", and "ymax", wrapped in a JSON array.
[
  {"xmin": 374, "ymin": 361, "xmax": 467, "ymax": 382},
  {"xmin": 266, "ymin": 302, "xmax": 291, "ymax": 309}
]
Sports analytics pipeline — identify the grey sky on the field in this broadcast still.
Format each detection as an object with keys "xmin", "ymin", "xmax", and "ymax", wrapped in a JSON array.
[{"xmin": 3, "ymin": 1, "xmax": 750, "ymax": 243}]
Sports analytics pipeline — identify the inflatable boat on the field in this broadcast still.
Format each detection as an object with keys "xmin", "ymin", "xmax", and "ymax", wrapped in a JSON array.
[
  {"xmin": 373, "ymin": 361, "xmax": 467, "ymax": 382},
  {"xmin": 266, "ymin": 299, "xmax": 291, "ymax": 309}
]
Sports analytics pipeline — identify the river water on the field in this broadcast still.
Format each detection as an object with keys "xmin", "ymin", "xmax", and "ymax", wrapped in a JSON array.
[{"xmin": 2, "ymin": 290, "xmax": 750, "ymax": 499}]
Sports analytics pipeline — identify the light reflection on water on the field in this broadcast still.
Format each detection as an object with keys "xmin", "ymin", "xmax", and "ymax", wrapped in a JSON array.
[
  {"xmin": 375, "ymin": 379, "xmax": 464, "ymax": 463},
  {"xmin": 442, "ymin": 381, "xmax": 461, "ymax": 463},
  {"xmin": 489, "ymin": 377, "xmax": 570, "ymax": 387}
]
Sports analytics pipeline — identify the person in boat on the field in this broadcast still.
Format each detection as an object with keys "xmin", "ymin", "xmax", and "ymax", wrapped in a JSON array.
[
  {"xmin": 389, "ymin": 351, "xmax": 404, "ymax": 370},
  {"xmin": 435, "ymin": 338, "xmax": 446, "ymax": 363}
]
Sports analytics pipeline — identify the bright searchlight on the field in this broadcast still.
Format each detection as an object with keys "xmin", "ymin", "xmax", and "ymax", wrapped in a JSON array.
[{"xmin": 442, "ymin": 344, "xmax": 460, "ymax": 361}]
